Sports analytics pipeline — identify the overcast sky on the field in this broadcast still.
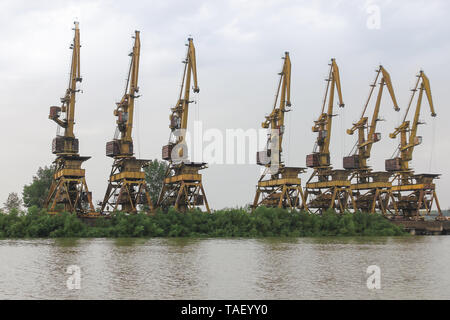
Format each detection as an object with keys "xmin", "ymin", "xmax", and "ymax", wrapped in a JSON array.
[{"xmin": 0, "ymin": 0, "xmax": 449, "ymax": 210}]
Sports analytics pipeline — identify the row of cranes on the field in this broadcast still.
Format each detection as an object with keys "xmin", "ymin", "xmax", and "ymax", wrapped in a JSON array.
[
  {"xmin": 253, "ymin": 54, "xmax": 442, "ymax": 220},
  {"xmin": 45, "ymin": 22, "xmax": 209, "ymax": 217},
  {"xmin": 44, "ymin": 22, "xmax": 442, "ymax": 220}
]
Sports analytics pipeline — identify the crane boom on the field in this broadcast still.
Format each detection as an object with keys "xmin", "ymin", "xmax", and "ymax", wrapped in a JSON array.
[
  {"xmin": 345, "ymin": 66, "xmax": 399, "ymax": 170},
  {"xmin": 260, "ymin": 52, "xmax": 291, "ymax": 164},
  {"xmin": 112, "ymin": 30, "xmax": 140, "ymax": 151},
  {"xmin": 49, "ymin": 21, "xmax": 82, "ymax": 143},
  {"xmin": 307, "ymin": 58, "xmax": 344, "ymax": 168},
  {"xmin": 388, "ymin": 71, "xmax": 436, "ymax": 173},
  {"xmin": 122, "ymin": 30, "xmax": 141, "ymax": 142},
  {"xmin": 163, "ymin": 38, "xmax": 199, "ymax": 162},
  {"xmin": 366, "ymin": 67, "xmax": 399, "ymax": 155},
  {"xmin": 175, "ymin": 38, "xmax": 199, "ymax": 143},
  {"xmin": 320, "ymin": 58, "xmax": 344, "ymax": 155}
]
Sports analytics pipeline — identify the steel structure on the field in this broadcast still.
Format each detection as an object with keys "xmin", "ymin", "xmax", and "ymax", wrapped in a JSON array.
[
  {"xmin": 101, "ymin": 31, "xmax": 153, "ymax": 214},
  {"xmin": 344, "ymin": 66, "xmax": 400, "ymax": 214},
  {"xmin": 386, "ymin": 71, "xmax": 442, "ymax": 219},
  {"xmin": 305, "ymin": 59, "xmax": 356, "ymax": 213},
  {"xmin": 44, "ymin": 22, "xmax": 96, "ymax": 216},
  {"xmin": 157, "ymin": 38, "xmax": 210, "ymax": 213},
  {"xmin": 252, "ymin": 52, "xmax": 306, "ymax": 210}
]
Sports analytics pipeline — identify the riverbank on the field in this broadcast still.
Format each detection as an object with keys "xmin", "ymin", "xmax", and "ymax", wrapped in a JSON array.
[{"xmin": 0, "ymin": 206, "xmax": 406, "ymax": 238}]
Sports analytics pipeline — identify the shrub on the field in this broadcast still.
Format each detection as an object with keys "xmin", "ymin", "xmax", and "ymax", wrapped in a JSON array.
[{"xmin": 0, "ymin": 206, "xmax": 406, "ymax": 238}]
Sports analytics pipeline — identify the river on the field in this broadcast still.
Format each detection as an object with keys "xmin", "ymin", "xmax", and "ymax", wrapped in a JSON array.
[{"xmin": 1, "ymin": 236, "xmax": 449, "ymax": 299}]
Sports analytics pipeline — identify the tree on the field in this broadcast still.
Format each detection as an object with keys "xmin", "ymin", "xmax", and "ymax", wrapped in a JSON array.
[
  {"xmin": 22, "ymin": 165, "xmax": 55, "ymax": 208},
  {"xmin": 3, "ymin": 192, "xmax": 22, "ymax": 212},
  {"xmin": 144, "ymin": 159, "xmax": 168, "ymax": 206}
]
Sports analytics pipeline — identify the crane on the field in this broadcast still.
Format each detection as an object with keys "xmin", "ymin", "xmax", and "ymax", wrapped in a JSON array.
[
  {"xmin": 101, "ymin": 31, "xmax": 154, "ymax": 214},
  {"xmin": 305, "ymin": 58, "xmax": 356, "ymax": 213},
  {"xmin": 386, "ymin": 70, "xmax": 442, "ymax": 218},
  {"xmin": 157, "ymin": 38, "xmax": 210, "ymax": 213},
  {"xmin": 344, "ymin": 65, "xmax": 400, "ymax": 214},
  {"xmin": 44, "ymin": 22, "xmax": 96, "ymax": 216},
  {"xmin": 253, "ymin": 52, "xmax": 306, "ymax": 210}
]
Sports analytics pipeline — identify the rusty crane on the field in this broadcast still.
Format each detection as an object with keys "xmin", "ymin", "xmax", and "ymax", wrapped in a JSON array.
[
  {"xmin": 344, "ymin": 65, "xmax": 400, "ymax": 214},
  {"xmin": 44, "ymin": 22, "xmax": 97, "ymax": 217},
  {"xmin": 157, "ymin": 38, "xmax": 210, "ymax": 213},
  {"xmin": 305, "ymin": 59, "xmax": 356, "ymax": 213},
  {"xmin": 252, "ymin": 52, "xmax": 306, "ymax": 210},
  {"xmin": 101, "ymin": 31, "xmax": 154, "ymax": 214},
  {"xmin": 386, "ymin": 70, "xmax": 442, "ymax": 219}
]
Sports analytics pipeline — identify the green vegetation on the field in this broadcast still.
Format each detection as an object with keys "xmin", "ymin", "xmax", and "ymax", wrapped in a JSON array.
[
  {"xmin": 3, "ymin": 192, "xmax": 22, "ymax": 212},
  {"xmin": 0, "ymin": 206, "xmax": 406, "ymax": 238},
  {"xmin": 144, "ymin": 159, "xmax": 168, "ymax": 206},
  {"xmin": 22, "ymin": 166, "xmax": 54, "ymax": 208}
]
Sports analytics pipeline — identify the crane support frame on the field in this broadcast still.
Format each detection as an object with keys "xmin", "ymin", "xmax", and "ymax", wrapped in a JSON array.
[
  {"xmin": 253, "ymin": 167, "xmax": 306, "ymax": 210},
  {"xmin": 101, "ymin": 158, "xmax": 153, "ymax": 214}
]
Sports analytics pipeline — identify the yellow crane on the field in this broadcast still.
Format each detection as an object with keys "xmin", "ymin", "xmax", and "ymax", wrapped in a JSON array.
[
  {"xmin": 305, "ymin": 58, "xmax": 356, "ymax": 213},
  {"xmin": 44, "ymin": 22, "xmax": 96, "ymax": 216},
  {"xmin": 157, "ymin": 38, "xmax": 210, "ymax": 213},
  {"xmin": 344, "ymin": 65, "xmax": 400, "ymax": 213},
  {"xmin": 101, "ymin": 31, "xmax": 153, "ymax": 214},
  {"xmin": 252, "ymin": 52, "xmax": 306, "ymax": 210},
  {"xmin": 386, "ymin": 70, "xmax": 442, "ymax": 218}
]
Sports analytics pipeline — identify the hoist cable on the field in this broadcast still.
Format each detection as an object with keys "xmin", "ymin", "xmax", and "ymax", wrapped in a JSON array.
[
  {"xmin": 136, "ymin": 98, "xmax": 141, "ymax": 159},
  {"xmin": 429, "ymin": 117, "xmax": 436, "ymax": 172},
  {"xmin": 288, "ymin": 109, "xmax": 292, "ymax": 166},
  {"xmin": 341, "ymin": 102, "xmax": 345, "ymax": 162}
]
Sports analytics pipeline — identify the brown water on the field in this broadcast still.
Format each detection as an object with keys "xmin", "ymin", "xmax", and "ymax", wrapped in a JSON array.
[{"xmin": 1, "ymin": 237, "xmax": 450, "ymax": 299}]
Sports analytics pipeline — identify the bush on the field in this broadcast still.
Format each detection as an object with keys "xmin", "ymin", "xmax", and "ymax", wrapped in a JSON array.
[{"xmin": 0, "ymin": 206, "xmax": 406, "ymax": 238}]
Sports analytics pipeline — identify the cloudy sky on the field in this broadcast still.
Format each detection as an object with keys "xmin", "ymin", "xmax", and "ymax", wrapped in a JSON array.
[{"xmin": 0, "ymin": 0, "xmax": 449, "ymax": 210}]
